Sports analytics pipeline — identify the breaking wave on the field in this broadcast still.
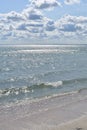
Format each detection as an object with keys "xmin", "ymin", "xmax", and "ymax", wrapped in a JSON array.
[
  {"xmin": 44, "ymin": 81, "xmax": 63, "ymax": 87},
  {"xmin": 0, "ymin": 77, "xmax": 87, "ymax": 98},
  {"xmin": 0, "ymin": 86, "xmax": 31, "ymax": 97},
  {"xmin": 0, "ymin": 81, "xmax": 63, "ymax": 97}
]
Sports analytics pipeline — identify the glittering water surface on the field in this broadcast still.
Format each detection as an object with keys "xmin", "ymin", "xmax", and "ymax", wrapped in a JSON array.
[{"xmin": 0, "ymin": 45, "xmax": 87, "ymax": 105}]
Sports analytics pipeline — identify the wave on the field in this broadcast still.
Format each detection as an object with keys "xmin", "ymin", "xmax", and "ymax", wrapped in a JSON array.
[
  {"xmin": 0, "ymin": 86, "xmax": 31, "ymax": 97},
  {"xmin": 44, "ymin": 81, "xmax": 63, "ymax": 87},
  {"xmin": 63, "ymin": 77, "xmax": 87, "ymax": 85},
  {"xmin": 0, "ymin": 77, "xmax": 87, "ymax": 98},
  {"xmin": 0, "ymin": 81, "xmax": 63, "ymax": 97},
  {"xmin": 36, "ymin": 77, "xmax": 87, "ymax": 89}
]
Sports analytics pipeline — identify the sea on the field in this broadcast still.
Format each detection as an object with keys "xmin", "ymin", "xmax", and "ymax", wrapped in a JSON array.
[{"xmin": 0, "ymin": 44, "xmax": 87, "ymax": 107}]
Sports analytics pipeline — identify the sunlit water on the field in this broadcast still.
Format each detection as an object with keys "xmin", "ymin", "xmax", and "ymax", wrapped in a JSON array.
[{"xmin": 0, "ymin": 45, "xmax": 87, "ymax": 106}]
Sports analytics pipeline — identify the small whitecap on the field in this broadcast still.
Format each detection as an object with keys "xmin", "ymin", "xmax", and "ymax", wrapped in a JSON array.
[
  {"xmin": 5, "ymin": 68, "xmax": 10, "ymax": 72},
  {"xmin": 15, "ymin": 91, "xmax": 19, "ymax": 95},
  {"xmin": 45, "ymin": 81, "xmax": 63, "ymax": 87},
  {"xmin": 5, "ymin": 90, "xmax": 10, "ymax": 96},
  {"xmin": 10, "ymin": 78, "xmax": 15, "ymax": 82},
  {"xmin": 24, "ymin": 89, "xmax": 30, "ymax": 93}
]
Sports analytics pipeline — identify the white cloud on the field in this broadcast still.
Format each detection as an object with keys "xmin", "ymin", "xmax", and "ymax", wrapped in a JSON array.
[
  {"xmin": 0, "ymin": 11, "xmax": 87, "ymax": 42},
  {"xmin": 55, "ymin": 15, "xmax": 87, "ymax": 40},
  {"xmin": 22, "ymin": 8, "xmax": 43, "ymax": 20},
  {"xmin": 7, "ymin": 11, "xmax": 24, "ymax": 22},
  {"xmin": 0, "ymin": 0, "xmax": 87, "ymax": 43},
  {"xmin": 30, "ymin": 0, "xmax": 61, "ymax": 9},
  {"xmin": 64, "ymin": 0, "xmax": 80, "ymax": 5}
]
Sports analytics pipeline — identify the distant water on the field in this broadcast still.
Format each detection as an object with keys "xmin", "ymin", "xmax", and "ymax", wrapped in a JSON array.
[{"xmin": 0, "ymin": 44, "xmax": 87, "ymax": 106}]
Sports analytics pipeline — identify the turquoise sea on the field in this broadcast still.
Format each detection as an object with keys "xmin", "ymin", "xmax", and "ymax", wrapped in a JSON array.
[{"xmin": 0, "ymin": 45, "xmax": 87, "ymax": 106}]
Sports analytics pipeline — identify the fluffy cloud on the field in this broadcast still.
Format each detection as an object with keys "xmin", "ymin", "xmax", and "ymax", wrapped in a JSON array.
[
  {"xmin": 0, "ymin": 0, "xmax": 87, "ymax": 43},
  {"xmin": 0, "ymin": 7, "xmax": 45, "ymax": 39},
  {"xmin": 55, "ymin": 15, "xmax": 87, "ymax": 39},
  {"xmin": 64, "ymin": 0, "xmax": 80, "ymax": 5},
  {"xmin": 0, "ymin": 10, "xmax": 87, "ymax": 41},
  {"xmin": 22, "ymin": 8, "xmax": 43, "ymax": 20},
  {"xmin": 7, "ymin": 11, "xmax": 24, "ymax": 22},
  {"xmin": 30, "ymin": 0, "xmax": 61, "ymax": 9}
]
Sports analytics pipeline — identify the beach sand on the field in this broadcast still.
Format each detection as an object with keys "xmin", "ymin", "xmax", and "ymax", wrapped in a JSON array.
[
  {"xmin": 57, "ymin": 116, "xmax": 87, "ymax": 130},
  {"xmin": 0, "ymin": 90, "xmax": 87, "ymax": 130}
]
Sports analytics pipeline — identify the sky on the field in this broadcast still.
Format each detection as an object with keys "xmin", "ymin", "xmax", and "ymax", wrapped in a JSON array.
[{"xmin": 0, "ymin": 0, "xmax": 87, "ymax": 45}]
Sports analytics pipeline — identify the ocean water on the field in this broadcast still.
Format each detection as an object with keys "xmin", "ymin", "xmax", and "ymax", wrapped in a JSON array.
[{"xmin": 0, "ymin": 44, "xmax": 87, "ymax": 106}]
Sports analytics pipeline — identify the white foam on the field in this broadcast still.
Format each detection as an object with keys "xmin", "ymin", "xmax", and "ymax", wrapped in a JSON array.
[
  {"xmin": 15, "ymin": 91, "xmax": 19, "ymax": 95},
  {"xmin": 5, "ymin": 90, "xmax": 10, "ymax": 96},
  {"xmin": 45, "ymin": 81, "xmax": 63, "ymax": 87},
  {"xmin": 10, "ymin": 78, "xmax": 15, "ymax": 82}
]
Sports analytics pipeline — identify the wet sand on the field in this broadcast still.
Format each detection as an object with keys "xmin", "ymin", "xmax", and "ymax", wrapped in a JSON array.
[
  {"xmin": 0, "ymin": 90, "xmax": 87, "ymax": 130},
  {"xmin": 57, "ymin": 116, "xmax": 87, "ymax": 130}
]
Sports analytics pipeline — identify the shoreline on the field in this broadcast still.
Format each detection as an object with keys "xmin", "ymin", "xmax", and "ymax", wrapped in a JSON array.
[{"xmin": 0, "ymin": 89, "xmax": 87, "ymax": 130}]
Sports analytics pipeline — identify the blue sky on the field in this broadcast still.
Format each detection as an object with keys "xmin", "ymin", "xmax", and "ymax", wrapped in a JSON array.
[
  {"xmin": 0, "ymin": 0, "xmax": 28, "ymax": 13},
  {"xmin": 0, "ymin": 0, "xmax": 87, "ymax": 44}
]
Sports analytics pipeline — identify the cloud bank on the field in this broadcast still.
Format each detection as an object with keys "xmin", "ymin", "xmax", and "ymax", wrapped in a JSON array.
[{"xmin": 0, "ymin": 0, "xmax": 87, "ymax": 44}]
